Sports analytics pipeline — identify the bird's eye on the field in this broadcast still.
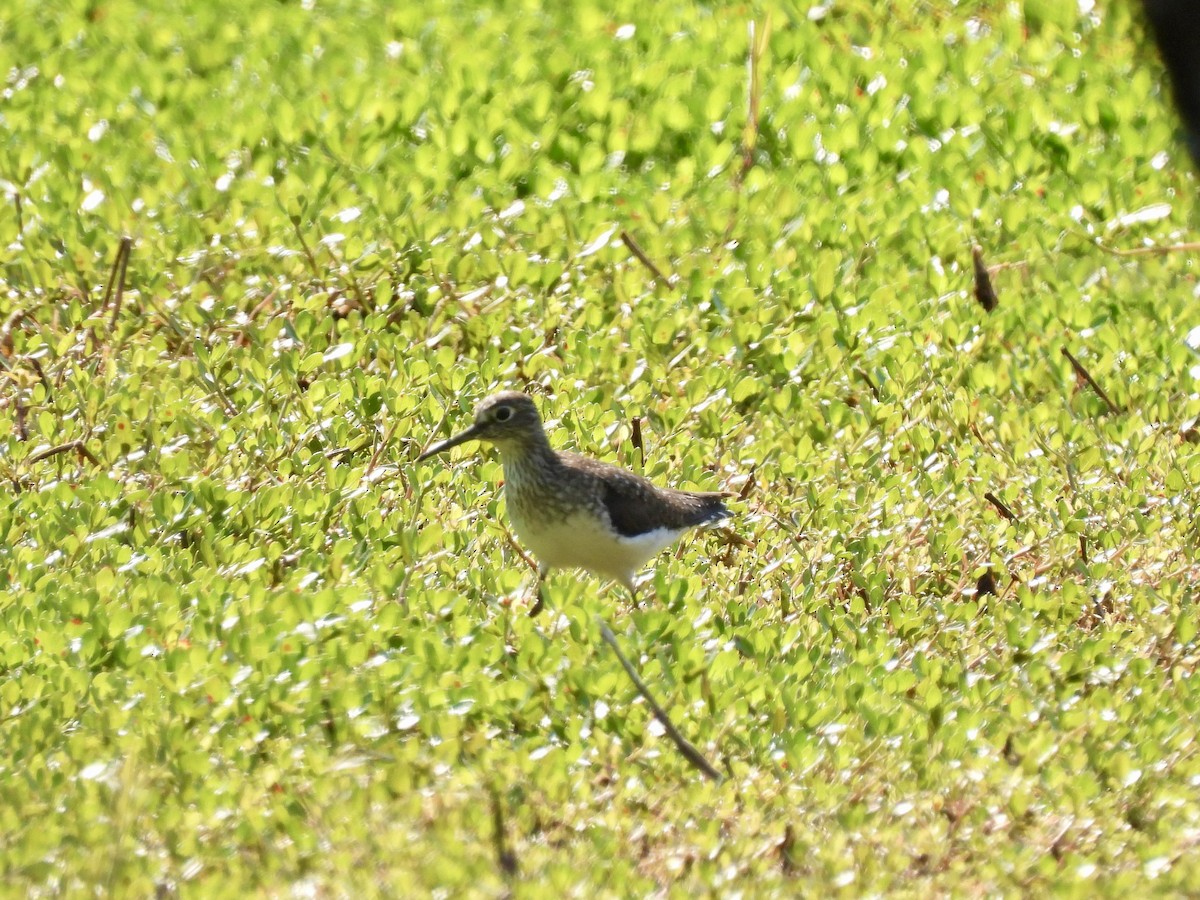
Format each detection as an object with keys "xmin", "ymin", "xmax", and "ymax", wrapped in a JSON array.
[{"xmin": 494, "ymin": 406, "xmax": 513, "ymax": 422}]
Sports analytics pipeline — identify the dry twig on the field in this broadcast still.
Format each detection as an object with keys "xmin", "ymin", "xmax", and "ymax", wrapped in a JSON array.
[
  {"xmin": 106, "ymin": 236, "xmax": 133, "ymax": 331},
  {"xmin": 1061, "ymin": 347, "xmax": 1121, "ymax": 415},
  {"xmin": 630, "ymin": 415, "xmax": 645, "ymax": 467},
  {"xmin": 488, "ymin": 786, "xmax": 519, "ymax": 878},
  {"xmin": 28, "ymin": 440, "xmax": 101, "ymax": 467},
  {"xmin": 716, "ymin": 16, "xmax": 771, "ymax": 260},
  {"xmin": 619, "ymin": 230, "xmax": 675, "ymax": 290},
  {"xmin": 597, "ymin": 618, "xmax": 722, "ymax": 782},
  {"xmin": 983, "ymin": 491, "xmax": 1019, "ymax": 523},
  {"xmin": 1092, "ymin": 239, "xmax": 1200, "ymax": 257},
  {"xmin": 971, "ymin": 245, "xmax": 998, "ymax": 312}
]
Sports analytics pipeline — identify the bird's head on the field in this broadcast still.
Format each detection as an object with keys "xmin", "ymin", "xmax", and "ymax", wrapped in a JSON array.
[{"xmin": 416, "ymin": 391, "xmax": 545, "ymax": 460}]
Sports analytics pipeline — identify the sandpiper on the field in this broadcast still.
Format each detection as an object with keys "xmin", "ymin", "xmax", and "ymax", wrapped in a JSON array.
[{"xmin": 417, "ymin": 391, "xmax": 732, "ymax": 609}]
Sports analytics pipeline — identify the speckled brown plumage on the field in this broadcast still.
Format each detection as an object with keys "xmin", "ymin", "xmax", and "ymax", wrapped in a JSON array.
[{"xmin": 563, "ymin": 451, "xmax": 730, "ymax": 536}]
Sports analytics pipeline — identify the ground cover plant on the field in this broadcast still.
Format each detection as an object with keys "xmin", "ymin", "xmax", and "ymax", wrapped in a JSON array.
[{"xmin": 2, "ymin": 0, "xmax": 1199, "ymax": 894}]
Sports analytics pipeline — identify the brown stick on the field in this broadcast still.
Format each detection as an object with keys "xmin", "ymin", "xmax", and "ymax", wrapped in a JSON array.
[
  {"xmin": 0, "ymin": 307, "xmax": 31, "ymax": 356},
  {"xmin": 1093, "ymin": 239, "xmax": 1200, "ymax": 257},
  {"xmin": 28, "ymin": 356, "xmax": 52, "ymax": 398},
  {"xmin": 488, "ymin": 785, "xmax": 518, "ymax": 877},
  {"xmin": 246, "ymin": 288, "xmax": 280, "ymax": 321},
  {"xmin": 289, "ymin": 214, "xmax": 326, "ymax": 284},
  {"xmin": 14, "ymin": 396, "xmax": 28, "ymax": 442},
  {"xmin": 1061, "ymin": 347, "xmax": 1121, "ymax": 415},
  {"xmin": 737, "ymin": 463, "xmax": 758, "ymax": 501},
  {"xmin": 597, "ymin": 618, "xmax": 722, "ymax": 782},
  {"xmin": 501, "ymin": 526, "xmax": 540, "ymax": 577},
  {"xmin": 99, "ymin": 239, "xmax": 123, "ymax": 314},
  {"xmin": 28, "ymin": 440, "xmax": 101, "ymax": 467},
  {"xmin": 619, "ymin": 230, "xmax": 674, "ymax": 290},
  {"xmin": 983, "ymin": 491, "xmax": 1019, "ymax": 523},
  {"xmin": 985, "ymin": 259, "xmax": 1031, "ymax": 274},
  {"xmin": 107, "ymin": 236, "xmax": 133, "ymax": 330},
  {"xmin": 630, "ymin": 415, "xmax": 645, "ymax": 467},
  {"xmin": 324, "ymin": 441, "xmax": 371, "ymax": 462},
  {"xmin": 855, "ymin": 367, "xmax": 880, "ymax": 401},
  {"xmin": 365, "ymin": 419, "xmax": 398, "ymax": 478},
  {"xmin": 740, "ymin": 17, "xmax": 769, "ymax": 183},
  {"xmin": 715, "ymin": 16, "xmax": 771, "ymax": 263},
  {"xmin": 972, "ymin": 245, "xmax": 998, "ymax": 312}
]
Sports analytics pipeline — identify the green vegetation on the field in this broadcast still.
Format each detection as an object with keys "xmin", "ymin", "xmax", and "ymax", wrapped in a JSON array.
[{"xmin": 3, "ymin": 0, "xmax": 1199, "ymax": 894}]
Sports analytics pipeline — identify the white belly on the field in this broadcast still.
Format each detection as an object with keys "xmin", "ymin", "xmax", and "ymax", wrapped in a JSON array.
[{"xmin": 511, "ymin": 508, "xmax": 684, "ymax": 589}]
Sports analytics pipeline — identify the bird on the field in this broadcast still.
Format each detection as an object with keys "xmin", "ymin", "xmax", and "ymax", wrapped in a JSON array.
[{"xmin": 416, "ymin": 391, "xmax": 732, "ymax": 612}]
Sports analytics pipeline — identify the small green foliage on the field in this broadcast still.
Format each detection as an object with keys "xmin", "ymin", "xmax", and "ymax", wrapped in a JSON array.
[{"xmin": 1, "ymin": 0, "xmax": 1199, "ymax": 894}]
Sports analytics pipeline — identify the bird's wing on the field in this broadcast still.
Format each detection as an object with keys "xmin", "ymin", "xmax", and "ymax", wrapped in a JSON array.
[{"xmin": 598, "ymin": 465, "xmax": 729, "ymax": 536}]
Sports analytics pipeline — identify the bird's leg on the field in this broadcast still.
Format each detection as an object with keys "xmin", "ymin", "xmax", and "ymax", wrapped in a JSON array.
[
  {"xmin": 528, "ymin": 563, "xmax": 549, "ymax": 617},
  {"xmin": 501, "ymin": 526, "xmax": 543, "ymax": 615},
  {"xmin": 625, "ymin": 575, "xmax": 641, "ymax": 609}
]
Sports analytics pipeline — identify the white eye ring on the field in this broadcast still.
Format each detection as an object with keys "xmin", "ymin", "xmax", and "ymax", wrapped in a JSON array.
[{"xmin": 494, "ymin": 406, "xmax": 513, "ymax": 422}]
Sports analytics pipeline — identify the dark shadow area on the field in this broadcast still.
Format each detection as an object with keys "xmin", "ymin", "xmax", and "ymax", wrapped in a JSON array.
[{"xmin": 1144, "ymin": 0, "xmax": 1200, "ymax": 167}]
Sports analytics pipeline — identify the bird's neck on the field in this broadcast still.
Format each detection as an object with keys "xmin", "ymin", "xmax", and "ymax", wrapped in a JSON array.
[{"xmin": 495, "ymin": 432, "xmax": 559, "ymax": 486}]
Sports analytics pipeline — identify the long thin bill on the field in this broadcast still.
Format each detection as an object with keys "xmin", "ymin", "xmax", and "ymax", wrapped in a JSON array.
[{"xmin": 416, "ymin": 424, "xmax": 481, "ymax": 461}]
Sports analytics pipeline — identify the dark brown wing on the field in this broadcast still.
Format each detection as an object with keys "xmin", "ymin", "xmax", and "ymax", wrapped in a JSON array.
[{"xmin": 563, "ymin": 452, "xmax": 731, "ymax": 538}]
